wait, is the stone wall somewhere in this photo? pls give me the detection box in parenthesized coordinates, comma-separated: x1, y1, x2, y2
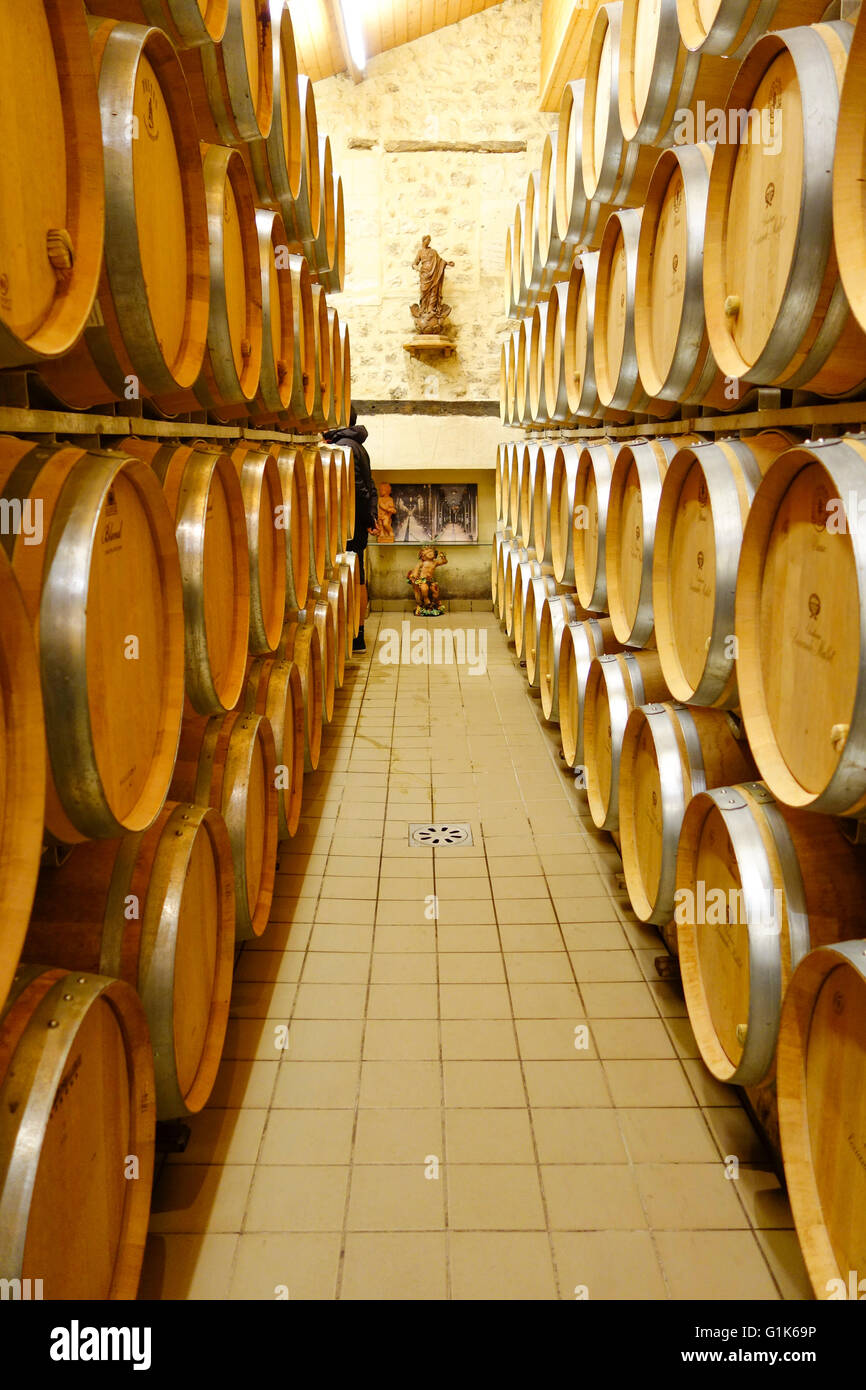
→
(315, 0, 554, 407)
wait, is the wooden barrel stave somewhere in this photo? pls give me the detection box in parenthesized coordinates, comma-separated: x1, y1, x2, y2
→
(279, 618, 323, 772)
(231, 443, 286, 655)
(244, 657, 304, 838)
(539, 592, 585, 721)
(558, 616, 624, 768)
(573, 438, 618, 611)
(584, 649, 670, 828)
(180, 0, 275, 146)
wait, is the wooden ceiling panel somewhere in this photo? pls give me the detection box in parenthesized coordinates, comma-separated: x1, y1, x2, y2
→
(289, 0, 507, 82)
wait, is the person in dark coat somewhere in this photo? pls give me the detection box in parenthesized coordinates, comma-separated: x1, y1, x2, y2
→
(322, 407, 379, 652)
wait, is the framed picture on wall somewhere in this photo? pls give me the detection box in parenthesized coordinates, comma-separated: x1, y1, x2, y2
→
(374, 483, 477, 544)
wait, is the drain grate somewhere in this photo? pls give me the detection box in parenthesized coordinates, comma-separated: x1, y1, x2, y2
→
(409, 822, 473, 847)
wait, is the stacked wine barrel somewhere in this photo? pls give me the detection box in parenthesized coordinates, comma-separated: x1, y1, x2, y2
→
(494, 410, 866, 1298)
(0, 1, 362, 1303)
(2, 0, 350, 430)
(501, 0, 866, 428)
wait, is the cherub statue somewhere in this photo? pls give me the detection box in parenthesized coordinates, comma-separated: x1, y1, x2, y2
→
(407, 545, 448, 616)
(376, 481, 396, 542)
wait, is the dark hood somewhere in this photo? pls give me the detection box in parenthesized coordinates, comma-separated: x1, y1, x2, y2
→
(327, 424, 368, 445)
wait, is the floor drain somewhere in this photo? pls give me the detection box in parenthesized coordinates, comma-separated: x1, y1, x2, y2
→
(409, 823, 474, 847)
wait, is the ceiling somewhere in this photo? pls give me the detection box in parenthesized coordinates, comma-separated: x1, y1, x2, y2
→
(288, 0, 508, 83)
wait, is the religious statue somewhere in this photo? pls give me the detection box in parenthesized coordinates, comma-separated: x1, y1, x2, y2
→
(376, 481, 396, 542)
(407, 546, 448, 616)
(410, 236, 454, 334)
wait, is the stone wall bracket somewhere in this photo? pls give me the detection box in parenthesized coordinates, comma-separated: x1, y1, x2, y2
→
(403, 335, 456, 359)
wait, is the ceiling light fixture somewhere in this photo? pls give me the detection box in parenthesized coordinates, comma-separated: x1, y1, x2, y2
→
(338, 0, 367, 73)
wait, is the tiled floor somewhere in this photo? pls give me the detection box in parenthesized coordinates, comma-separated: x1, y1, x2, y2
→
(141, 612, 812, 1301)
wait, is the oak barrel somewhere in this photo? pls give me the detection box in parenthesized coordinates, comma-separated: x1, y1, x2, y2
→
(243, 657, 304, 839)
(38, 18, 209, 408)
(169, 710, 278, 940)
(278, 618, 323, 772)
(0, 437, 185, 844)
(735, 437, 866, 815)
(618, 702, 756, 924)
(125, 439, 250, 715)
(288, 252, 316, 423)
(300, 448, 325, 586)
(336, 550, 361, 637)
(582, 4, 658, 209)
(618, 0, 733, 145)
(289, 74, 322, 249)
(26, 801, 235, 1118)
(252, 208, 294, 418)
(833, 5, 866, 338)
(704, 22, 866, 398)
(606, 437, 682, 647)
(539, 592, 584, 721)
(677, 0, 827, 57)
(246, 0, 301, 210)
(305, 598, 337, 723)
(524, 573, 560, 691)
(0, 1, 105, 370)
(558, 616, 624, 769)
(677, 781, 866, 1087)
(513, 557, 544, 660)
(583, 650, 670, 829)
(594, 207, 653, 413)
(653, 432, 794, 708)
(310, 578, 347, 690)
(635, 142, 728, 408)
(271, 443, 310, 611)
(0, 966, 155, 1299)
(180, 0, 275, 146)
(96, 0, 228, 47)
(231, 442, 287, 654)
(777, 941, 866, 1298)
(573, 439, 618, 611)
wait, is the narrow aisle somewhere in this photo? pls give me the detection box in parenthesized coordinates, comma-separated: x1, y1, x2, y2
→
(143, 613, 811, 1301)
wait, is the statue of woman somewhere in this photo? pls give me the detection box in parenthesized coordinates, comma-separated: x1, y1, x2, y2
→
(411, 236, 454, 332)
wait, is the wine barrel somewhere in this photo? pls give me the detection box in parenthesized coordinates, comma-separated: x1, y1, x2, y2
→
(339, 443, 356, 538)
(618, 0, 733, 145)
(38, 19, 208, 408)
(676, 0, 826, 58)
(532, 443, 562, 564)
(125, 439, 250, 715)
(524, 574, 560, 691)
(93, 0, 229, 49)
(230, 443, 286, 654)
(777, 940, 866, 1298)
(251, 208, 294, 419)
(243, 657, 304, 839)
(0, 438, 184, 844)
(327, 308, 344, 430)
(496, 538, 519, 624)
(653, 432, 794, 708)
(246, 0, 301, 209)
(0, 555, 46, 1008)
(169, 710, 278, 939)
(26, 801, 234, 1118)
(583, 4, 659, 209)
(320, 175, 346, 294)
(507, 446, 526, 547)
(0, 966, 154, 1299)
(512, 199, 528, 313)
(539, 592, 585, 721)
(557, 79, 609, 250)
(513, 557, 544, 660)
(332, 558, 356, 654)
(677, 781, 866, 1087)
(271, 443, 310, 612)
(304, 598, 337, 723)
(495, 443, 508, 525)
(504, 543, 538, 639)
(523, 170, 545, 303)
(289, 75, 322, 250)
(312, 134, 337, 279)
(606, 437, 682, 646)
(528, 301, 552, 422)
(618, 702, 756, 924)
(278, 618, 323, 771)
(550, 444, 580, 584)
(834, 6, 866, 338)
(180, 0, 275, 145)
(504, 329, 519, 427)
(512, 318, 529, 426)
(573, 439, 618, 611)
(491, 527, 512, 607)
(704, 22, 866, 398)
(0, 1, 104, 370)
(594, 207, 652, 413)
(736, 436, 866, 815)
(539, 132, 570, 289)
(563, 252, 606, 421)
(288, 252, 316, 423)
(310, 578, 347, 689)
(583, 650, 670, 829)
(558, 616, 624, 768)
(340, 320, 352, 422)
(504, 224, 515, 318)
(635, 142, 728, 408)
(318, 444, 341, 566)
(304, 282, 333, 428)
(541, 282, 568, 424)
(336, 550, 361, 637)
